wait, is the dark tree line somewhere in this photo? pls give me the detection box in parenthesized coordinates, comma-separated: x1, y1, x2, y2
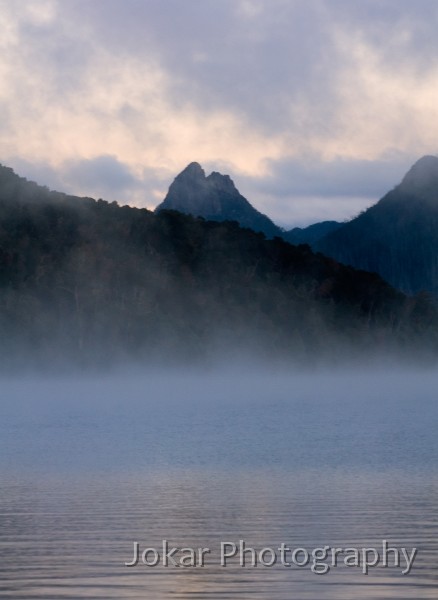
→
(0, 164, 437, 368)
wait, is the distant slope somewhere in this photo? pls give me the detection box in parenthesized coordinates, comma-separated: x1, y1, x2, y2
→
(155, 162, 281, 238)
(284, 221, 342, 246)
(0, 162, 437, 367)
(317, 156, 438, 295)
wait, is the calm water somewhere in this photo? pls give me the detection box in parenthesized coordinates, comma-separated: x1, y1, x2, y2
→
(0, 367, 437, 598)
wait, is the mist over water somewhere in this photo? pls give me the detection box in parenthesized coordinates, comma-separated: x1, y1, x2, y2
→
(1, 364, 437, 598)
(1, 364, 438, 473)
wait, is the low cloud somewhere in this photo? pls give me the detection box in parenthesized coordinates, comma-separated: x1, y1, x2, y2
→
(258, 154, 415, 198)
(237, 154, 417, 227)
(7, 155, 171, 208)
(6, 150, 425, 229)
(61, 155, 141, 200)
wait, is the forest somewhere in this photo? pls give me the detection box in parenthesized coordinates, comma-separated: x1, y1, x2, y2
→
(0, 163, 437, 369)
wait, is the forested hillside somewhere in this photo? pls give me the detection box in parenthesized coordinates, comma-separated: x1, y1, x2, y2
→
(317, 156, 438, 295)
(0, 163, 437, 368)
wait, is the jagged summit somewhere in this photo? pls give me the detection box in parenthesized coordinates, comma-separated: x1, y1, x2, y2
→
(172, 162, 238, 195)
(155, 162, 280, 238)
(177, 161, 205, 180)
(207, 170, 237, 193)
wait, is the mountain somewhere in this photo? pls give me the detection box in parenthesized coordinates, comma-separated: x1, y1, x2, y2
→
(0, 162, 437, 368)
(155, 162, 281, 238)
(283, 221, 342, 246)
(317, 156, 438, 295)
(157, 163, 344, 247)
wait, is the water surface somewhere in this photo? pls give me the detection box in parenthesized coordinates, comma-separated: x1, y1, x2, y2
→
(1, 367, 437, 598)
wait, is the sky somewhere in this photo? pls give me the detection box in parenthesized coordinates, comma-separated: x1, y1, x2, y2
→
(1, 0, 438, 227)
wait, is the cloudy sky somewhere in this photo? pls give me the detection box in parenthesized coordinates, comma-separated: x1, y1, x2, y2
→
(1, 0, 438, 226)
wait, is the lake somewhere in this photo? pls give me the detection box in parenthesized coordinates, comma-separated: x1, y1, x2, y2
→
(1, 365, 437, 598)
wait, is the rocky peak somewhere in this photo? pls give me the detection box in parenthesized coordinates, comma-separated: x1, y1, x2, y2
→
(206, 171, 237, 194)
(155, 162, 281, 238)
(176, 161, 205, 181)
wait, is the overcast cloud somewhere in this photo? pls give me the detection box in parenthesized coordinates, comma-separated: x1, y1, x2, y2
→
(1, 0, 437, 225)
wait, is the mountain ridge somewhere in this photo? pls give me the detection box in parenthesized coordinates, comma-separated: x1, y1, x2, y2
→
(157, 156, 438, 296)
(156, 161, 344, 246)
(317, 155, 438, 295)
(155, 162, 282, 238)
(0, 161, 436, 367)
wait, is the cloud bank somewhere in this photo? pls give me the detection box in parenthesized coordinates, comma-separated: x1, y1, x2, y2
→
(1, 0, 438, 225)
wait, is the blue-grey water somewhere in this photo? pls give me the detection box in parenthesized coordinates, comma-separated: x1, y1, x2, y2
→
(0, 366, 437, 598)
